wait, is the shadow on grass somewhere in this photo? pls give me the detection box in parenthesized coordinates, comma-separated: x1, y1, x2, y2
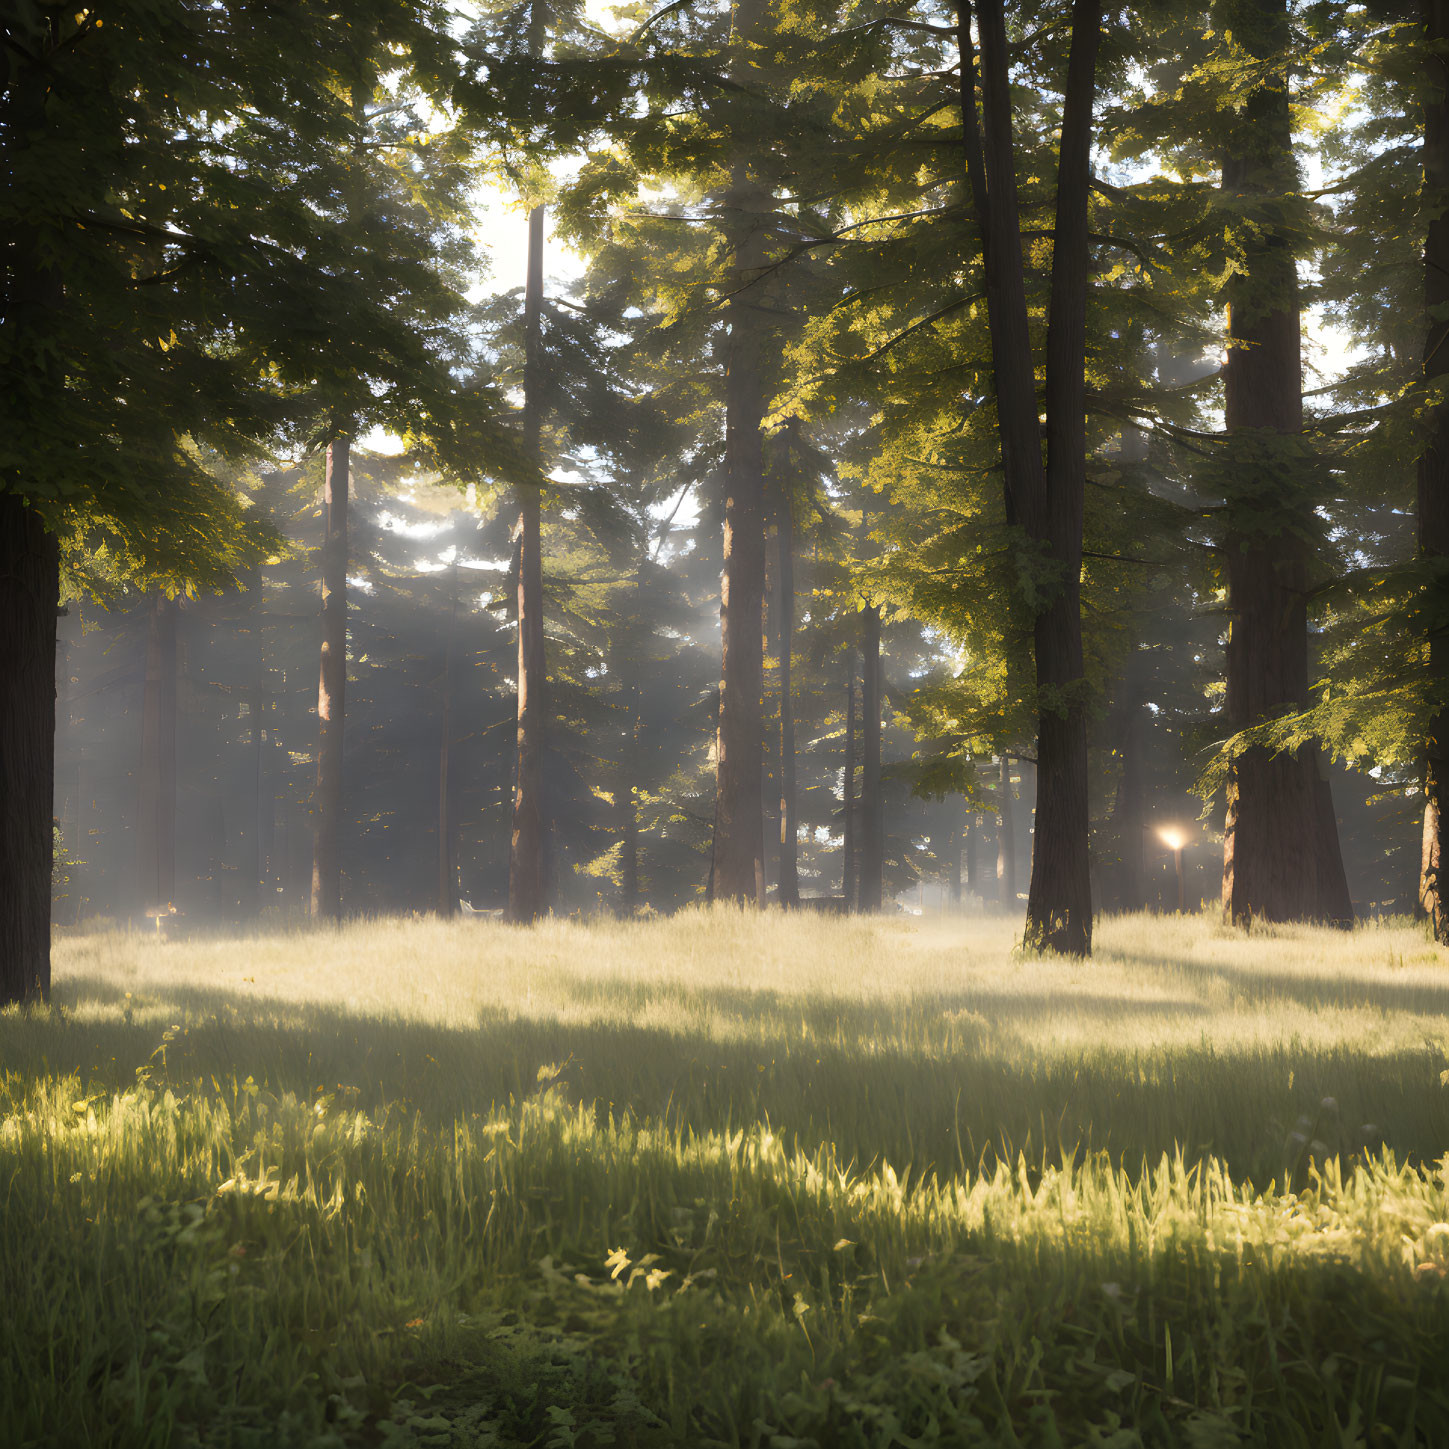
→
(9, 968, 1446, 1187)
(546, 971, 1215, 1028)
(9, 1009, 1449, 1449)
(1112, 946, 1449, 1016)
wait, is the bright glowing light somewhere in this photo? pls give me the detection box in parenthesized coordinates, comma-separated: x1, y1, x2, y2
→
(1159, 828, 1187, 852)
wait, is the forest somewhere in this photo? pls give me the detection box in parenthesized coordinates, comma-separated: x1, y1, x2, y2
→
(7, 1, 1449, 1445)
(5, 0, 1446, 978)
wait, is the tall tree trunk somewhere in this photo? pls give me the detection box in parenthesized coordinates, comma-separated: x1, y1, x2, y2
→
(54, 626, 75, 922)
(1025, 0, 1096, 950)
(1109, 425, 1151, 912)
(55, 732, 82, 927)
(859, 605, 884, 911)
(712, 0, 771, 906)
(0, 495, 59, 1002)
(238, 560, 267, 919)
(249, 685, 268, 917)
(762, 541, 778, 902)
(776, 487, 800, 906)
(2, 54, 62, 1000)
(1422, 794, 1441, 924)
(960, 0, 1098, 952)
(1420, 0, 1449, 941)
(996, 755, 1017, 905)
(311, 434, 349, 920)
(69, 756, 85, 927)
(712, 232, 769, 904)
(137, 593, 179, 916)
(509, 199, 549, 922)
(439, 564, 459, 917)
(509, 0, 550, 922)
(947, 812, 962, 906)
(964, 810, 978, 901)
(309, 78, 372, 923)
(1313, 757, 1353, 918)
(842, 663, 857, 906)
(620, 552, 647, 917)
(260, 711, 278, 913)
(1216, 0, 1352, 927)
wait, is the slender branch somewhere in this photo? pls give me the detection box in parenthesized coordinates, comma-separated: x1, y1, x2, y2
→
(1082, 549, 1180, 567)
(848, 294, 984, 367)
(881, 66, 962, 81)
(129, 253, 214, 288)
(629, 0, 694, 41)
(1018, 226, 1166, 273)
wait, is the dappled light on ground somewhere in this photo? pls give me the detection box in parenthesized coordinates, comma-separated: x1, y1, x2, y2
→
(4, 911, 1449, 1445)
(38, 910, 1449, 1177)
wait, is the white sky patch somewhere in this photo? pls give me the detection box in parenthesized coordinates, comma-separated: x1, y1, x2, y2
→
(360, 182, 588, 455)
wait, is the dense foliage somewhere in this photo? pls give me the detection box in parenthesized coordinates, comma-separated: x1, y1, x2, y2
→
(5, 0, 1444, 950)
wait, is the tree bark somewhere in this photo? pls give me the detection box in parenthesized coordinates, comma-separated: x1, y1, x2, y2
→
(69, 757, 85, 928)
(1024, 0, 1096, 951)
(54, 628, 75, 923)
(311, 434, 349, 920)
(712, 235, 769, 904)
(1217, 0, 1353, 927)
(964, 810, 978, 901)
(842, 662, 857, 907)
(1422, 793, 1441, 924)
(619, 552, 647, 917)
(249, 684, 269, 917)
(137, 593, 179, 916)
(776, 486, 800, 906)
(618, 643, 642, 912)
(509, 0, 551, 922)
(960, 0, 1098, 952)
(0, 495, 59, 1002)
(1420, 0, 1449, 941)
(1, 47, 61, 999)
(711, 0, 772, 907)
(439, 563, 459, 917)
(859, 605, 884, 911)
(959, 0, 1047, 541)
(509, 198, 549, 923)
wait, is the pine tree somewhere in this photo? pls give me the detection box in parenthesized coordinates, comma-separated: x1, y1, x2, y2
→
(773, 448, 801, 906)
(312, 438, 350, 919)
(957, 0, 1101, 951)
(509, 0, 553, 924)
(1419, 0, 1449, 938)
(1211, 0, 1353, 926)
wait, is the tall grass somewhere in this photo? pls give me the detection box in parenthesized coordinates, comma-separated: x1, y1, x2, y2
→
(3, 910, 1448, 1445)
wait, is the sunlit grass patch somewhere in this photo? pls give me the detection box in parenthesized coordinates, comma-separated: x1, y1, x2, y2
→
(4, 909, 1449, 1444)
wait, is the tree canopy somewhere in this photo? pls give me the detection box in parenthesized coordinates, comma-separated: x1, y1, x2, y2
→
(6, 0, 1448, 996)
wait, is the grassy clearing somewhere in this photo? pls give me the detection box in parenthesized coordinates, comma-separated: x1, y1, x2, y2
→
(5, 910, 1449, 1445)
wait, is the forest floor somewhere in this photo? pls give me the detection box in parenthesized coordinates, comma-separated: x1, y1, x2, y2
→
(6, 909, 1449, 1445)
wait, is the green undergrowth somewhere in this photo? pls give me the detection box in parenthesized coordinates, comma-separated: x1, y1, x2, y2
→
(6, 913, 1449, 1445)
(3, 1067, 1449, 1446)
